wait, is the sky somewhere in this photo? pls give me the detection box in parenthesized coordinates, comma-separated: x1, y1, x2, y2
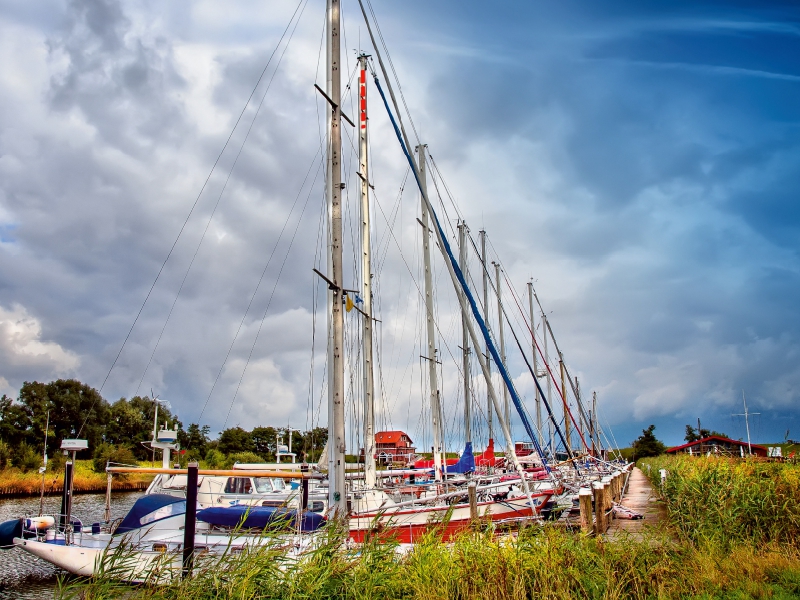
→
(0, 0, 799, 451)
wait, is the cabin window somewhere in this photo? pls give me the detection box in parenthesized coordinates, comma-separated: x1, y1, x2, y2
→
(140, 501, 186, 526)
(224, 477, 253, 494)
(309, 501, 325, 513)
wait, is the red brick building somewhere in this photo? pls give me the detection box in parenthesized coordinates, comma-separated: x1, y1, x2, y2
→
(372, 430, 416, 464)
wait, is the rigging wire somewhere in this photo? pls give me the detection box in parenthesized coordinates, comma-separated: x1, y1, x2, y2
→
(77, 0, 309, 438)
(221, 156, 324, 429)
(135, 0, 311, 397)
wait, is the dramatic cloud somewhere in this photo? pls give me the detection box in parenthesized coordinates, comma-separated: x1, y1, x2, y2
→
(1, 0, 798, 450)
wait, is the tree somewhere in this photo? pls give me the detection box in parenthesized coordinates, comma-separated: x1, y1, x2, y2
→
(684, 425, 728, 443)
(251, 426, 277, 461)
(300, 427, 328, 462)
(106, 396, 181, 460)
(631, 424, 666, 459)
(0, 394, 34, 449)
(218, 427, 254, 455)
(179, 423, 210, 458)
(18, 379, 110, 459)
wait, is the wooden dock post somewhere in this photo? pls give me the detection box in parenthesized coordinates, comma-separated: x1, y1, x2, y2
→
(468, 481, 478, 525)
(602, 477, 613, 523)
(578, 488, 593, 533)
(592, 482, 605, 535)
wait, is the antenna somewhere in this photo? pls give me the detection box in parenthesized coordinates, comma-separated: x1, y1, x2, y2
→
(732, 389, 760, 456)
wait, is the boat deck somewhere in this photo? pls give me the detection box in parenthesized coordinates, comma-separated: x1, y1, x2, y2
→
(605, 467, 666, 540)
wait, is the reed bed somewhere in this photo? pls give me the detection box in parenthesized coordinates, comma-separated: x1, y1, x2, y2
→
(639, 455, 800, 549)
(0, 460, 154, 496)
(56, 456, 800, 599)
(58, 524, 800, 600)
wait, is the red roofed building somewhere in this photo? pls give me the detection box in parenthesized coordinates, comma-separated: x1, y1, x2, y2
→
(666, 435, 768, 457)
(369, 430, 416, 464)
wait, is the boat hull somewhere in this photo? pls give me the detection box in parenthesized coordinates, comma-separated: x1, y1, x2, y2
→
(349, 490, 552, 544)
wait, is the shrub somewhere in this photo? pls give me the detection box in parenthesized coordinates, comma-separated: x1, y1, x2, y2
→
(14, 442, 42, 472)
(228, 451, 264, 467)
(92, 443, 137, 473)
(204, 448, 227, 469)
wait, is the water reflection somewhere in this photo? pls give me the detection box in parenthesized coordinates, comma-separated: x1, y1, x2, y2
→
(0, 492, 143, 599)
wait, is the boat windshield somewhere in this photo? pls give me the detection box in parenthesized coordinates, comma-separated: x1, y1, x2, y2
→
(254, 477, 286, 493)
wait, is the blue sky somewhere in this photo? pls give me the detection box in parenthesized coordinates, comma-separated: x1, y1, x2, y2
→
(0, 0, 798, 450)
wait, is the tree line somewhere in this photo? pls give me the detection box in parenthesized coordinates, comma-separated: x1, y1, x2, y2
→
(0, 379, 327, 472)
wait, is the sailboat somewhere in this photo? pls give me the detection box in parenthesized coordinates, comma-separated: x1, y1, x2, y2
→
(0, 0, 353, 581)
(0, 0, 586, 579)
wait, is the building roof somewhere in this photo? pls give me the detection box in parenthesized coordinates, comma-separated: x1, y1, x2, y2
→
(666, 435, 768, 454)
(375, 430, 413, 444)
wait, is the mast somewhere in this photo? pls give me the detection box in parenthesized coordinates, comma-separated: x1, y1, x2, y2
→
(493, 262, 510, 432)
(480, 230, 493, 442)
(560, 359, 571, 454)
(527, 281, 542, 441)
(358, 54, 377, 489)
(458, 221, 471, 445)
(417, 144, 444, 481)
(733, 390, 759, 456)
(591, 391, 598, 456)
(543, 312, 554, 456)
(326, 0, 346, 515)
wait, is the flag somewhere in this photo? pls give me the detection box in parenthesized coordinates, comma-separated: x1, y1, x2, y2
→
(345, 294, 354, 312)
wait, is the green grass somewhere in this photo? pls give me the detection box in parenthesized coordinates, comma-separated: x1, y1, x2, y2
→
(60, 456, 800, 600)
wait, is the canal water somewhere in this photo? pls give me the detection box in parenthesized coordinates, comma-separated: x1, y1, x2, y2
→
(0, 492, 143, 599)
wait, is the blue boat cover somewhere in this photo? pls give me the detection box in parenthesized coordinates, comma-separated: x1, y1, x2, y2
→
(447, 442, 475, 474)
(0, 519, 22, 549)
(116, 494, 186, 534)
(196, 506, 325, 533)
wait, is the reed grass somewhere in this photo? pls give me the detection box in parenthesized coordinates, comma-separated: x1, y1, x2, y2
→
(639, 455, 800, 549)
(57, 456, 800, 599)
(0, 460, 154, 496)
(58, 525, 800, 599)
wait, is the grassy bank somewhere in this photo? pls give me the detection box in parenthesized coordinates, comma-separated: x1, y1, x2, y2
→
(0, 460, 154, 496)
(60, 456, 800, 600)
(639, 454, 800, 549)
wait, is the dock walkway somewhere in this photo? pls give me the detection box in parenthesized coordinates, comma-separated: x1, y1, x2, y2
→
(605, 467, 666, 539)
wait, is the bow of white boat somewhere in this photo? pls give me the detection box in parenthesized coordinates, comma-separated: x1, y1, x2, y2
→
(13, 537, 101, 576)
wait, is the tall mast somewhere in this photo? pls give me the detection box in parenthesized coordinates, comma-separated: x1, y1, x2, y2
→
(560, 358, 571, 454)
(326, 0, 346, 515)
(543, 312, 554, 456)
(358, 54, 376, 489)
(527, 281, 542, 441)
(733, 390, 759, 456)
(458, 221, 471, 445)
(493, 262, 510, 432)
(417, 144, 444, 481)
(591, 391, 599, 456)
(480, 230, 493, 442)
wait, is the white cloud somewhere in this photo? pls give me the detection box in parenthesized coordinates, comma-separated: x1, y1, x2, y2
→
(0, 303, 80, 386)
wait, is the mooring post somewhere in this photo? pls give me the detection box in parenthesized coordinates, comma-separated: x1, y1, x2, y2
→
(182, 462, 198, 579)
(578, 488, 593, 534)
(592, 481, 605, 535)
(104, 472, 112, 523)
(468, 481, 478, 525)
(60, 460, 74, 534)
(603, 481, 613, 525)
(300, 463, 309, 511)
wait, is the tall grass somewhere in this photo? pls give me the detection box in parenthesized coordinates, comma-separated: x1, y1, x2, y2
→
(639, 455, 800, 548)
(59, 524, 800, 600)
(0, 460, 154, 495)
(57, 456, 800, 599)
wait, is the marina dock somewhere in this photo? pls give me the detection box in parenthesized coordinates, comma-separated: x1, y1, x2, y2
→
(606, 467, 666, 539)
